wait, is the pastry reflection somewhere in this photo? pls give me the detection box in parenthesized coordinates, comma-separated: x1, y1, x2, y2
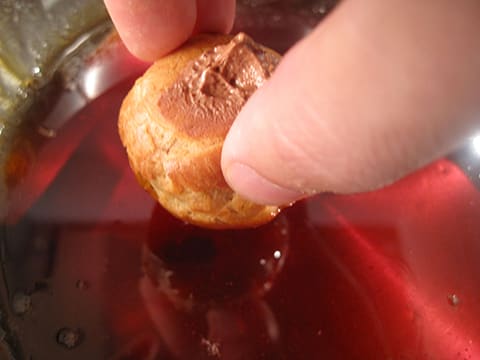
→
(139, 205, 290, 359)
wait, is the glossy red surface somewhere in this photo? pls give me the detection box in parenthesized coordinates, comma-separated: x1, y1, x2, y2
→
(5, 75, 479, 359)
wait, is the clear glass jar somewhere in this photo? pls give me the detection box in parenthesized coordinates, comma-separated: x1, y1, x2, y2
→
(1, 1, 479, 359)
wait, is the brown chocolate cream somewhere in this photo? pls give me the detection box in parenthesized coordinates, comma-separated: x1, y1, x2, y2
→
(158, 33, 281, 139)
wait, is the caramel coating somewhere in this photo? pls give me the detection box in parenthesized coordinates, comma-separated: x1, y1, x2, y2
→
(119, 34, 281, 228)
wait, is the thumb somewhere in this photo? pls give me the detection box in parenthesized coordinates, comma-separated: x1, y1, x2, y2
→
(221, 0, 480, 205)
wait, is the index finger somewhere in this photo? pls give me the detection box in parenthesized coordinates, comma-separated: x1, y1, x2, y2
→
(104, 0, 235, 61)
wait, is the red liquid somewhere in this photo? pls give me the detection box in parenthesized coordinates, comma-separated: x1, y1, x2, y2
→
(4, 77, 480, 359)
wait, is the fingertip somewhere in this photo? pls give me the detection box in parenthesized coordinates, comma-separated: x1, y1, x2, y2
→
(104, 0, 197, 61)
(223, 162, 304, 206)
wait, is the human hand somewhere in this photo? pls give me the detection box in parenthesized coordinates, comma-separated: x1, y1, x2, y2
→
(104, 0, 236, 61)
(106, 0, 480, 206)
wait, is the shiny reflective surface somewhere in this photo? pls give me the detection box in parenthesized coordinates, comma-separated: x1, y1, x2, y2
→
(2, 1, 480, 359)
(0, 0, 110, 217)
(3, 77, 480, 358)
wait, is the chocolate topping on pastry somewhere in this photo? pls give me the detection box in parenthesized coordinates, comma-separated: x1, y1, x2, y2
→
(158, 33, 280, 139)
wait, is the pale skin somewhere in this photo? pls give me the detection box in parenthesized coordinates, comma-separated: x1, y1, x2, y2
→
(105, 0, 480, 205)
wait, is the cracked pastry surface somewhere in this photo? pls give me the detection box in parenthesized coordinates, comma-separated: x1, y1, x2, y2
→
(119, 33, 282, 228)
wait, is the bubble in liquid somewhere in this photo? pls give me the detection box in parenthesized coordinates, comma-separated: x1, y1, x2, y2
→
(31, 66, 42, 77)
(12, 292, 31, 315)
(447, 294, 460, 307)
(37, 125, 57, 138)
(75, 280, 89, 290)
(312, 3, 328, 14)
(56, 328, 83, 349)
(201, 338, 221, 357)
(15, 88, 28, 100)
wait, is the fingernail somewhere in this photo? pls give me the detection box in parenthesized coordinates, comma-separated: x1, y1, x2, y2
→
(224, 162, 303, 205)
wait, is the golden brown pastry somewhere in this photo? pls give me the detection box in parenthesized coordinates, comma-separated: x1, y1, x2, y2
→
(119, 33, 282, 228)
